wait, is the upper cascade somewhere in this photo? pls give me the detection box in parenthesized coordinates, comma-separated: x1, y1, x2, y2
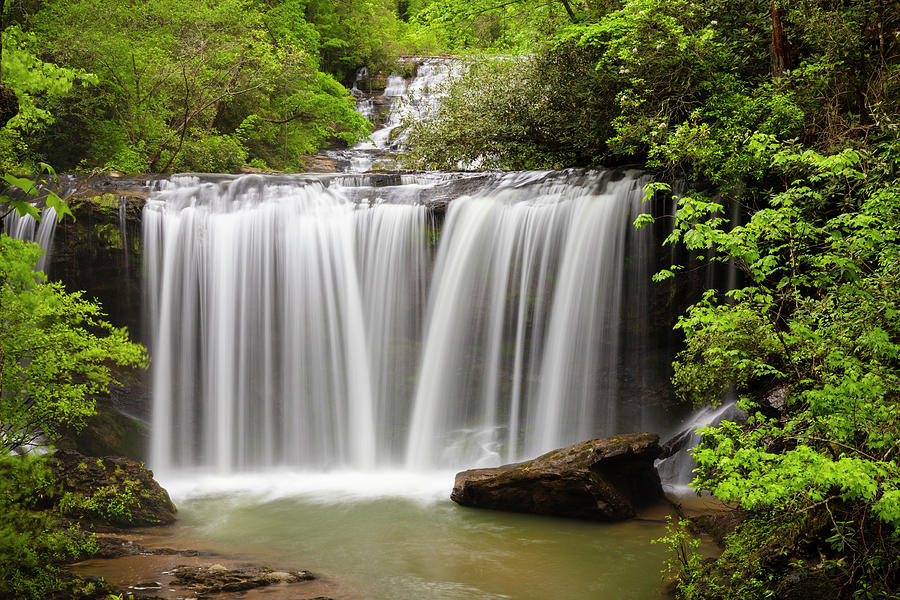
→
(330, 57, 462, 173)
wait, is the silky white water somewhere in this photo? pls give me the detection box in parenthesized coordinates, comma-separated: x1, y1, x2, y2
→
(144, 169, 661, 474)
(3, 207, 58, 271)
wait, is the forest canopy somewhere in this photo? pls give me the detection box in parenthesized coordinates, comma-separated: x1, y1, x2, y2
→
(0, 0, 423, 173)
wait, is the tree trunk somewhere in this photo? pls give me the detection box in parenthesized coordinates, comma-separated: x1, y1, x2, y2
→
(770, 1, 791, 77)
(559, 0, 577, 23)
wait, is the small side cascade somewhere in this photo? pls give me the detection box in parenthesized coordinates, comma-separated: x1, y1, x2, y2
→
(118, 196, 131, 275)
(3, 207, 58, 272)
(656, 399, 744, 492)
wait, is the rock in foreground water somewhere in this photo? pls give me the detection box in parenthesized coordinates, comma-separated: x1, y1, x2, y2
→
(172, 565, 315, 595)
(450, 433, 663, 520)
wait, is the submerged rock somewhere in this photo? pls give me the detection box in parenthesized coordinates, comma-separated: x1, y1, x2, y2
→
(450, 433, 663, 520)
(172, 564, 315, 595)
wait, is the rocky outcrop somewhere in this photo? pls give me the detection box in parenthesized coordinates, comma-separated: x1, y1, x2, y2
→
(450, 433, 663, 520)
(53, 449, 177, 527)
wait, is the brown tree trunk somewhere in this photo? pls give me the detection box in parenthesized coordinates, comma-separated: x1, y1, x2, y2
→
(771, 1, 791, 77)
(559, 0, 577, 22)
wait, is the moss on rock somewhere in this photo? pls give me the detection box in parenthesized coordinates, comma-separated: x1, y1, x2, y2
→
(52, 449, 176, 528)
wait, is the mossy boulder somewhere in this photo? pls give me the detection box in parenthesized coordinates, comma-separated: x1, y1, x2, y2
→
(52, 449, 176, 528)
(451, 432, 663, 520)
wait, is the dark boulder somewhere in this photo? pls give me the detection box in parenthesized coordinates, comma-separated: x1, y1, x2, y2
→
(450, 432, 663, 520)
(57, 396, 150, 462)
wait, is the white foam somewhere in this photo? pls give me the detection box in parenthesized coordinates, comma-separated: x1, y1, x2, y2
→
(158, 469, 457, 506)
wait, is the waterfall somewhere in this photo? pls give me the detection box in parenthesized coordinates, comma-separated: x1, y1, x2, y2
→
(144, 170, 661, 474)
(145, 175, 429, 471)
(405, 171, 653, 469)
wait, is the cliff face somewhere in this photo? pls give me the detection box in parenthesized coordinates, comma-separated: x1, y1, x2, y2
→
(49, 176, 155, 343)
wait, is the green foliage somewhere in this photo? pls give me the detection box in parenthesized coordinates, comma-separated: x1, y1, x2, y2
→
(0, 453, 97, 600)
(0, 162, 71, 221)
(58, 479, 140, 526)
(404, 42, 617, 169)
(304, 0, 407, 82)
(0, 234, 147, 450)
(171, 134, 248, 174)
(10, 0, 376, 173)
(662, 134, 900, 597)
(653, 517, 703, 578)
(0, 26, 97, 171)
(410, 0, 593, 52)
(408, 0, 898, 175)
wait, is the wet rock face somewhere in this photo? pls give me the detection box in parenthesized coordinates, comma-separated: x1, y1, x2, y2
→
(53, 449, 177, 527)
(450, 433, 663, 520)
(0, 83, 18, 126)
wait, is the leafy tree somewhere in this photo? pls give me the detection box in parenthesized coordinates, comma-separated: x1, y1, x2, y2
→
(404, 44, 617, 169)
(27, 0, 370, 172)
(0, 179, 145, 596)
(653, 137, 900, 598)
(407, 0, 898, 174)
(0, 233, 147, 450)
(410, 0, 594, 50)
(0, 25, 96, 172)
(304, 0, 406, 82)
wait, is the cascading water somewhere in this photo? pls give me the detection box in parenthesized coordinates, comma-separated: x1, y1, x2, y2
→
(145, 175, 429, 471)
(405, 171, 654, 469)
(332, 58, 461, 172)
(144, 169, 664, 474)
(656, 399, 743, 492)
(364, 58, 457, 151)
(3, 207, 58, 271)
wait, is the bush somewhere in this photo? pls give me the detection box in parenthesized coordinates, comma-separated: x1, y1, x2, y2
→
(0, 453, 97, 600)
(404, 44, 618, 170)
(171, 134, 248, 173)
